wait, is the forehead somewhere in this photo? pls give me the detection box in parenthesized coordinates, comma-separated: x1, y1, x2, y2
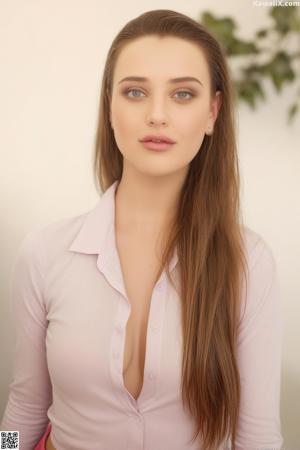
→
(113, 35, 211, 87)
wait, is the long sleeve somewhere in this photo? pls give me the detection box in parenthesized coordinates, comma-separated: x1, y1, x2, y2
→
(234, 237, 284, 449)
(0, 229, 52, 450)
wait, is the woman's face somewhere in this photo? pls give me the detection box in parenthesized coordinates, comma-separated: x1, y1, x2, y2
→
(109, 35, 221, 177)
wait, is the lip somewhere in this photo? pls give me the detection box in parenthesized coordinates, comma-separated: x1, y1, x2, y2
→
(140, 140, 175, 151)
(139, 134, 176, 144)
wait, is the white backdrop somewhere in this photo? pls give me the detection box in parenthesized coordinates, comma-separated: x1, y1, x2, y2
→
(0, 1, 299, 447)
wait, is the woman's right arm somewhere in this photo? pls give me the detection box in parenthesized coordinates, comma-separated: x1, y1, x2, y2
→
(0, 229, 52, 450)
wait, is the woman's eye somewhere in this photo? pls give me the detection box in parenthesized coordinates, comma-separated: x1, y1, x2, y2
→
(123, 89, 195, 100)
(174, 91, 194, 100)
(124, 89, 145, 98)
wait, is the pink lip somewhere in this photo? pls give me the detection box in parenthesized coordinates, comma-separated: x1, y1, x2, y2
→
(139, 134, 176, 144)
(140, 140, 175, 151)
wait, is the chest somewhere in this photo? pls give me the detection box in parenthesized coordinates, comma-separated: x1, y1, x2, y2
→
(115, 228, 163, 400)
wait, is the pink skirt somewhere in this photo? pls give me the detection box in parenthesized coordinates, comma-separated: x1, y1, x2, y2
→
(34, 422, 52, 450)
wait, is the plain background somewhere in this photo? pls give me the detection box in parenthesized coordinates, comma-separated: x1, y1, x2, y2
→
(0, 1, 299, 447)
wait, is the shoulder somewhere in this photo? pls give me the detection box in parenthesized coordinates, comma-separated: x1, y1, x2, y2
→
(239, 225, 279, 323)
(241, 225, 276, 273)
(14, 209, 90, 271)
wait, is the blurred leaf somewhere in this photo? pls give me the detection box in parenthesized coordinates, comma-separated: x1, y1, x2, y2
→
(242, 63, 269, 77)
(256, 28, 269, 38)
(291, 50, 300, 59)
(200, 8, 300, 122)
(201, 12, 237, 50)
(291, 17, 300, 32)
(202, 11, 236, 34)
(270, 5, 300, 34)
(287, 102, 298, 123)
(229, 38, 259, 56)
(236, 79, 265, 108)
(264, 51, 295, 91)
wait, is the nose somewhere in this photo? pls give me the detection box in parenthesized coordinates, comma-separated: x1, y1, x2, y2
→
(146, 98, 168, 126)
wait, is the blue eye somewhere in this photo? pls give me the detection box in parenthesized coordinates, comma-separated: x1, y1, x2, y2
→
(123, 88, 195, 100)
(125, 89, 145, 98)
(174, 91, 194, 100)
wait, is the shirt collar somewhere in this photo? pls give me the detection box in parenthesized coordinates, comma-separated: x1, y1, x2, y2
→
(69, 179, 178, 277)
(69, 180, 119, 255)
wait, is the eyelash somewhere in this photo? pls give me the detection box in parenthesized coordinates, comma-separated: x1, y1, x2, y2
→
(123, 88, 196, 101)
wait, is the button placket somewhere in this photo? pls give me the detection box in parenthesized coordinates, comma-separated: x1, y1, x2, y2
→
(109, 295, 135, 413)
(137, 283, 165, 403)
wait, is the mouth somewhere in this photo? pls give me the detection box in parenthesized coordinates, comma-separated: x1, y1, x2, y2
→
(139, 140, 175, 152)
(139, 135, 176, 144)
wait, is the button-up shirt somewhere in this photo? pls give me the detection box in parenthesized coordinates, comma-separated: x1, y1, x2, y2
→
(0, 180, 284, 449)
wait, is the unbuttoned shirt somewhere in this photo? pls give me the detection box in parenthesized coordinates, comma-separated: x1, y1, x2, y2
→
(0, 180, 284, 449)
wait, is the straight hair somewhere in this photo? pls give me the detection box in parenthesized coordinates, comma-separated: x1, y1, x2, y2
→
(93, 9, 249, 449)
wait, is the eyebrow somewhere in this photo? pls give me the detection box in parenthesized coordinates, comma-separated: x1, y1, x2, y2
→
(118, 76, 203, 87)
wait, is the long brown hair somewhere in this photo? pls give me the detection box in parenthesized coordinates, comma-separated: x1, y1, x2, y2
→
(93, 9, 249, 450)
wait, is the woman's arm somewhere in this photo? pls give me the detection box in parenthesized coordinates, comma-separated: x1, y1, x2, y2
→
(234, 236, 284, 449)
(0, 229, 52, 450)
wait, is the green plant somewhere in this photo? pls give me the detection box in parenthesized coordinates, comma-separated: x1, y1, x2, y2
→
(200, 6, 300, 124)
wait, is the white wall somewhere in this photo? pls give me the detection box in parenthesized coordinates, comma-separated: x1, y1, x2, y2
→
(1, 1, 299, 447)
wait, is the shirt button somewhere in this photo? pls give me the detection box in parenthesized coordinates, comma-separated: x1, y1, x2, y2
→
(130, 414, 141, 421)
(151, 324, 159, 332)
(148, 372, 155, 380)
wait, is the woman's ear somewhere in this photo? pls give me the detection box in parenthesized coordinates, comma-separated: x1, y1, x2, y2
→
(206, 90, 222, 135)
(211, 90, 222, 123)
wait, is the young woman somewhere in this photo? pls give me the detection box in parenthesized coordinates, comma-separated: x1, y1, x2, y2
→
(0, 9, 283, 450)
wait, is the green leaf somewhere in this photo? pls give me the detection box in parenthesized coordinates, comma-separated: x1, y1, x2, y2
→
(287, 102, 298, 123)
(229, 38, 259, 56)
(200, 8, 300, 121)
(201, 11, 236, 34)
(256, 29, 269, 38)
(270, 5, 300, 34)
(264, 51, 295, 92)
(291, 50, 300, 60)
(201, 12, 237, 52)
(242, 63, 269, 77)
(236, 79, 265, 108)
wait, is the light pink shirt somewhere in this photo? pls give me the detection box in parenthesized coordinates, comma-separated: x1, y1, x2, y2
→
(1, 180, 283, 449)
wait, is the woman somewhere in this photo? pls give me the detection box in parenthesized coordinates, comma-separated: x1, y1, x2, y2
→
(0, 9, 283, 450)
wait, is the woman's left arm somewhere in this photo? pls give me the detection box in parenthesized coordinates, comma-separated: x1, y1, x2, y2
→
(234, 236, 284, 450)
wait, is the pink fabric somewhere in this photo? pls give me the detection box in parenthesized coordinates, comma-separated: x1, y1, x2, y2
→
(34, 422, 51, 450)
(0, 180, 284, 449)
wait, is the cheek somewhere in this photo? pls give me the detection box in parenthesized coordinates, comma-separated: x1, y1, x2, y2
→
(174, 99, 209, 132)
(112, 103, 139, 137)
(176, 113, 207, 152)
(110, 102, 143, 156)
(176, 106, 209, 158)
